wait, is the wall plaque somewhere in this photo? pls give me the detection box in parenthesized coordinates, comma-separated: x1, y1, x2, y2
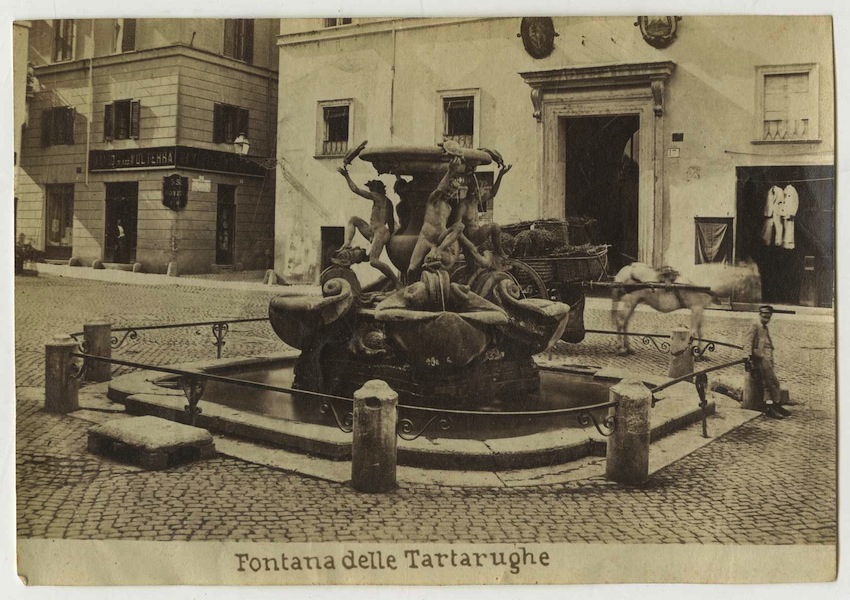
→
(162, 174, 188, 211)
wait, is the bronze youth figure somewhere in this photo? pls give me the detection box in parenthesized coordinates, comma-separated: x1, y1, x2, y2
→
(337, 166, 400, 288)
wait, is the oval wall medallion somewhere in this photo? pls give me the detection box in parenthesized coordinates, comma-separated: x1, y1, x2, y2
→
(635, 16, 682, 49)
(519, 17, 558, 59)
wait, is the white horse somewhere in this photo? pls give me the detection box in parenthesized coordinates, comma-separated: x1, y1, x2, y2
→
(611, 262, 761, 355)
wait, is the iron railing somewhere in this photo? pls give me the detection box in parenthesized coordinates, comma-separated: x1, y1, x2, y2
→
(70, 317, 268, 359)
(68, 351, 619, 439)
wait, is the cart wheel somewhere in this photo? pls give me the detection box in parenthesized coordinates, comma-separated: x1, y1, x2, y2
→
(508, 259, 549, 300)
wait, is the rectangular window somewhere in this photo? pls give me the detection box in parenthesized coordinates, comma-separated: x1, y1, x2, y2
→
(117, 18, 137, 53)
(442, 95, 475, 148)
(324, 18, 352, 28)
(223, 19, 254, 64)
(53, 19, 74, 62)
(755, 64, 819, 143)
(321, 105, 350, 155)
(213, 104, 249, 144)
(41, 107, 76, 146)
(104, 99, 141, 141)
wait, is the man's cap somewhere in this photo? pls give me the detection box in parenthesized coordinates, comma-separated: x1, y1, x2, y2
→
(758, 305, 774, 314)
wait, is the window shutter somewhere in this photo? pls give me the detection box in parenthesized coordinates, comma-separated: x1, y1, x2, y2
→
(130, 100, 141, 139)
(64, 108, 76, 145)
(41, 109, 53, 146)
(121, 19, 137, 52)
(223, 20, 236, 58)
(213, 104, 224, 143)
(243, 20, 254, 64)
(237, 108, 249, 137)
(103, 103, 114, 140)
(52, 21, 61, 61)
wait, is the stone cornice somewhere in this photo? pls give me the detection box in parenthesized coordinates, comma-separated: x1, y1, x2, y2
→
(520, 61, 676, 121)
(277, 17, 497, 47)
(519, 61, 676, 90)
(32, 44, 278, 81)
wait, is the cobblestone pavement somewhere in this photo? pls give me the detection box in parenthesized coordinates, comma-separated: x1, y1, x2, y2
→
(15, 275, 836, 544)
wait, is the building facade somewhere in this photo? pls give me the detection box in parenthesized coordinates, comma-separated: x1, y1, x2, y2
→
(275, 16, 834, 306)
(16, 18, 279, 274)
(13, 21, 32, 234)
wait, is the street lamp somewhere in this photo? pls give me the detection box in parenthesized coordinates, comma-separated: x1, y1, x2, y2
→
(232, 133, 280, 170)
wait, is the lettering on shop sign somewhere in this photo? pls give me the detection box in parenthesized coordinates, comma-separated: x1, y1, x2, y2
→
(89, 146, 266, 177)
(162, 174, 188, 211)
(89, 147, 176, 171)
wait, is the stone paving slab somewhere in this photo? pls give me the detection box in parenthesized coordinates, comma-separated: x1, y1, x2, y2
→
(87, 416, 216, 470)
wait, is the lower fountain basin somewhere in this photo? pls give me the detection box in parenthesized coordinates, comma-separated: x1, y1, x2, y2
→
(108, 353, 714, 471)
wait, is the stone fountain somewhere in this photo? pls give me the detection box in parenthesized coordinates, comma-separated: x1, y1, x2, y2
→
(106, 145, 716, 470)
(268, 144, 574, 408)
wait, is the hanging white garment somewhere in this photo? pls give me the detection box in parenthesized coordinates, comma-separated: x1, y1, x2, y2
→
(781, 184, 799, 249)
(761, 185, 785, 246)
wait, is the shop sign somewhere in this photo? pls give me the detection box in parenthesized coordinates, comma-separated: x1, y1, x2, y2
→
(162, 174, 188, 211)
(89, 146, 265, 177)
(90, 147, 176, 171)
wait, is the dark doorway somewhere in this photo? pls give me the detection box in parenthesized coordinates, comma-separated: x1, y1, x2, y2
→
(104, 182, 138, 263)
(217, 184, 236, 265)
(320, 226, 345, 272)
(736, 165, 834, 307)
(45, 184, 75, 261)
(564, 115, 640, 271)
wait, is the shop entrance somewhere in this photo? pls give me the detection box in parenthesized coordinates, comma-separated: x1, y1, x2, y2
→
(45, 184, 74, 261)
(736, 165, 834, 307)
(104, 182, 138, 263)
(216, 185, 236, 265)
(564, 115, 640, 271)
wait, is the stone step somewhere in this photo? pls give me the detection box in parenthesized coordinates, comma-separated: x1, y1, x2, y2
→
(87, 415, 216, 470)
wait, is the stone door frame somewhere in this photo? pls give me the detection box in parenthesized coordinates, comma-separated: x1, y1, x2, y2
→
(521, 62, 675, 265)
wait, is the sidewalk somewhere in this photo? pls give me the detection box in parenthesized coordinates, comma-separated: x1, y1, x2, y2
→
(32, 262, 317, 295)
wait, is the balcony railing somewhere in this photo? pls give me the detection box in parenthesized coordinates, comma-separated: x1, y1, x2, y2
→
(443, 134, 473, 149)
(322, 139, 348, 156)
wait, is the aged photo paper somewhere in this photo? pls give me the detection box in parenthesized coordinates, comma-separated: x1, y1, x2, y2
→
(4, 0, 846, 594)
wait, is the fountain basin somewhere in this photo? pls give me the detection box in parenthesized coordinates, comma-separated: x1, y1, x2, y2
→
(107, 353, 715, 471)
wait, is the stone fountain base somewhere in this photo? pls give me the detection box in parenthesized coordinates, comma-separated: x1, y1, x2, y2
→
(106, 354, 724, 471)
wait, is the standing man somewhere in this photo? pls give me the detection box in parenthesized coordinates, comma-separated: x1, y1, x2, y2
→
(116, 219, 127, 263)
(743, 305, 790, 419)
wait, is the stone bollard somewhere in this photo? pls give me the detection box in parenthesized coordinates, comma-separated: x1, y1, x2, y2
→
(668, 326, 694, 380)
(45, 335, 80, 414)
(83, 320, 112, 382)
(606, 378, 652, 485)
(351, 380, 398, 493)
(742, 369, 765, 411)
